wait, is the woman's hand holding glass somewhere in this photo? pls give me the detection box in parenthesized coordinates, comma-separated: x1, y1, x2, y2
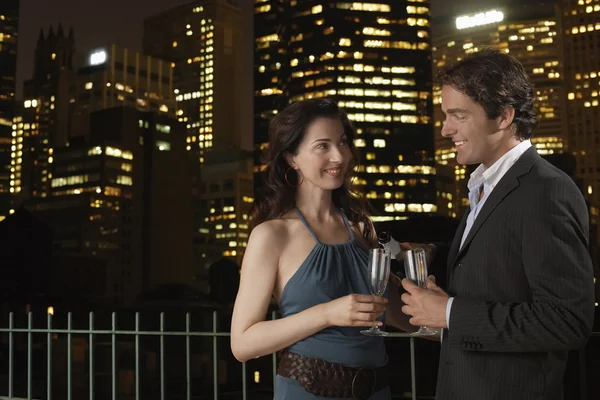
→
(322, 293, 388, 328)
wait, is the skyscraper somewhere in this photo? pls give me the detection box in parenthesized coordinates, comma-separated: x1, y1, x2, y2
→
(143, 1, 254, 273)
(254, 0, 288, 189)
(0, 0, 19, 219)
(144, 0, 253, 159)
(13, 25, 76, 202)
(254, 1, 437, 222)
(69, 44, 176, 138)
(560, 0, 600, 307)
(560, 0, 600, 231)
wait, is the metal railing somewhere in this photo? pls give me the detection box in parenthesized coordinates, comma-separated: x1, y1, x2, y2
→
(0, 311, 597, 400)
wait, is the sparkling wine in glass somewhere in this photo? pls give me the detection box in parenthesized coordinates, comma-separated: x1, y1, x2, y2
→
(403, 248, 439, 337)
(361, 248, 391, 337)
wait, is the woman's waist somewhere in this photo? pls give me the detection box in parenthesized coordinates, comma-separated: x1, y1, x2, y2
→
(287, 330, 387, 368)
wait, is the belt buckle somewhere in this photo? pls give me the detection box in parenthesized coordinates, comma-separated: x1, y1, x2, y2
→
(351, 367, 376, 400)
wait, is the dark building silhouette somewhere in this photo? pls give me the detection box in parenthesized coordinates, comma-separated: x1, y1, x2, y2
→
(23, 107, 193, 306)
(29, 24, 75, 86)
(209, 257, 240, 304)
(0, 207, 107, 312)
(0, 208, 52, 305)
(12, 24, 76, 203)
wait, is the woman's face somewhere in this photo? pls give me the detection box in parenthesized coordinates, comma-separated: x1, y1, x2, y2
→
(287, 117, 353, 191)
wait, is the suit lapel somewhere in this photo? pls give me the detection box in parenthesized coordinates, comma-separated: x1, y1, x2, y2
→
(449, 147, 540, 269)
(447, 210, 468, 270)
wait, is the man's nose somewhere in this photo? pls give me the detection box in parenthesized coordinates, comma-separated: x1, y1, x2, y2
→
(441, 121, 455, 137)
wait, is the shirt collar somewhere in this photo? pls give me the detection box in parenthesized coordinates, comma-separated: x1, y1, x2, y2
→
(467, 140, 532, 192)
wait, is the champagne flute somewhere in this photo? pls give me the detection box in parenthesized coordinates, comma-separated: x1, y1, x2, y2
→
(361, 248, 391, 337)
(403, 248, 439, 337)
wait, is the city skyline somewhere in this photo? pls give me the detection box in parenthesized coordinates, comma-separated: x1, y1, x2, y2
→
(16, 0, 254, 99)
(16, 0, 485, 100)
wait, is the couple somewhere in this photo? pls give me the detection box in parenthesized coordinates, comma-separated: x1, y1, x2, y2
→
(230, 49, 595, 400)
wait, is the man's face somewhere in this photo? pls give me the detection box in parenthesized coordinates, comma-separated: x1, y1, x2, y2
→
(440, 85, 511, 168)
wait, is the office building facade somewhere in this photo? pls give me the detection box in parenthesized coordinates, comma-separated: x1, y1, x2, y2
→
(255, 1, 437, 222)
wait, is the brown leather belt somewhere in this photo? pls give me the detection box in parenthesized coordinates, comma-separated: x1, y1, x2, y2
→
(277, 349, 388, 399)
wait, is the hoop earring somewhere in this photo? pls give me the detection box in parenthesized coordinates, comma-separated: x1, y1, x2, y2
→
(284, 167, 303, 188)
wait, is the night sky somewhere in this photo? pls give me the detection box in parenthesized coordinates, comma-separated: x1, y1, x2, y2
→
(17, 0, 192, 98)
(16, 0, 484, 99)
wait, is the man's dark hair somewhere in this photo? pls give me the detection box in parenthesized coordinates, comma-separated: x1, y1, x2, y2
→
(436, 48, 538, 140)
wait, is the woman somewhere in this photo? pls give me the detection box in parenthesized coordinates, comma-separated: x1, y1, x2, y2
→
(230, 99, 411, 399)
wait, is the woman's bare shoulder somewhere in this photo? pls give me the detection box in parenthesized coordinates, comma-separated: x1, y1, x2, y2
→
(249, 212, 298, 245)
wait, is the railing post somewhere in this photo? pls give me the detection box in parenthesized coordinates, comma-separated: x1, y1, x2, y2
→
(186, 312, 191, 400)
(579, 346, 587, 400)
(242, 361, 247, 400)
(47, 312, 53, 400)
(67, 313, 72, 400)
(160, 312, 165, 400)
(135, 312, 140, 400)
(27, 312, 32, 400)
(213, 311, 218, 400)
(410, 336, 417, 400)
(8, 312, 13, 398)
(111, 312, 117, 400)
(89, 312, 95, 400)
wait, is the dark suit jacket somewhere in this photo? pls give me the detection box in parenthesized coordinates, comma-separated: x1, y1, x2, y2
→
(435, 147, 595, 400)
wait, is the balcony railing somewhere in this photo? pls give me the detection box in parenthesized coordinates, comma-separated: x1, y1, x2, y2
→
(0, 311, 597, 400)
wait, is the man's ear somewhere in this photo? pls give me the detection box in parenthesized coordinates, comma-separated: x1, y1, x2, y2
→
(497, 106, 516, 131)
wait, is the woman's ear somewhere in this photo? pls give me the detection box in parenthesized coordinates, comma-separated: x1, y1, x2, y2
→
(283, 151, 296, 169)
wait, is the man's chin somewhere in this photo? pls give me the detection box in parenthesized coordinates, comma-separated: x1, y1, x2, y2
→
(457, 155, 478, 166)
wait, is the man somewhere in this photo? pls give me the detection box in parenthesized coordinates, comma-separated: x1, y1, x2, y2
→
(399, 48, 595, 400)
